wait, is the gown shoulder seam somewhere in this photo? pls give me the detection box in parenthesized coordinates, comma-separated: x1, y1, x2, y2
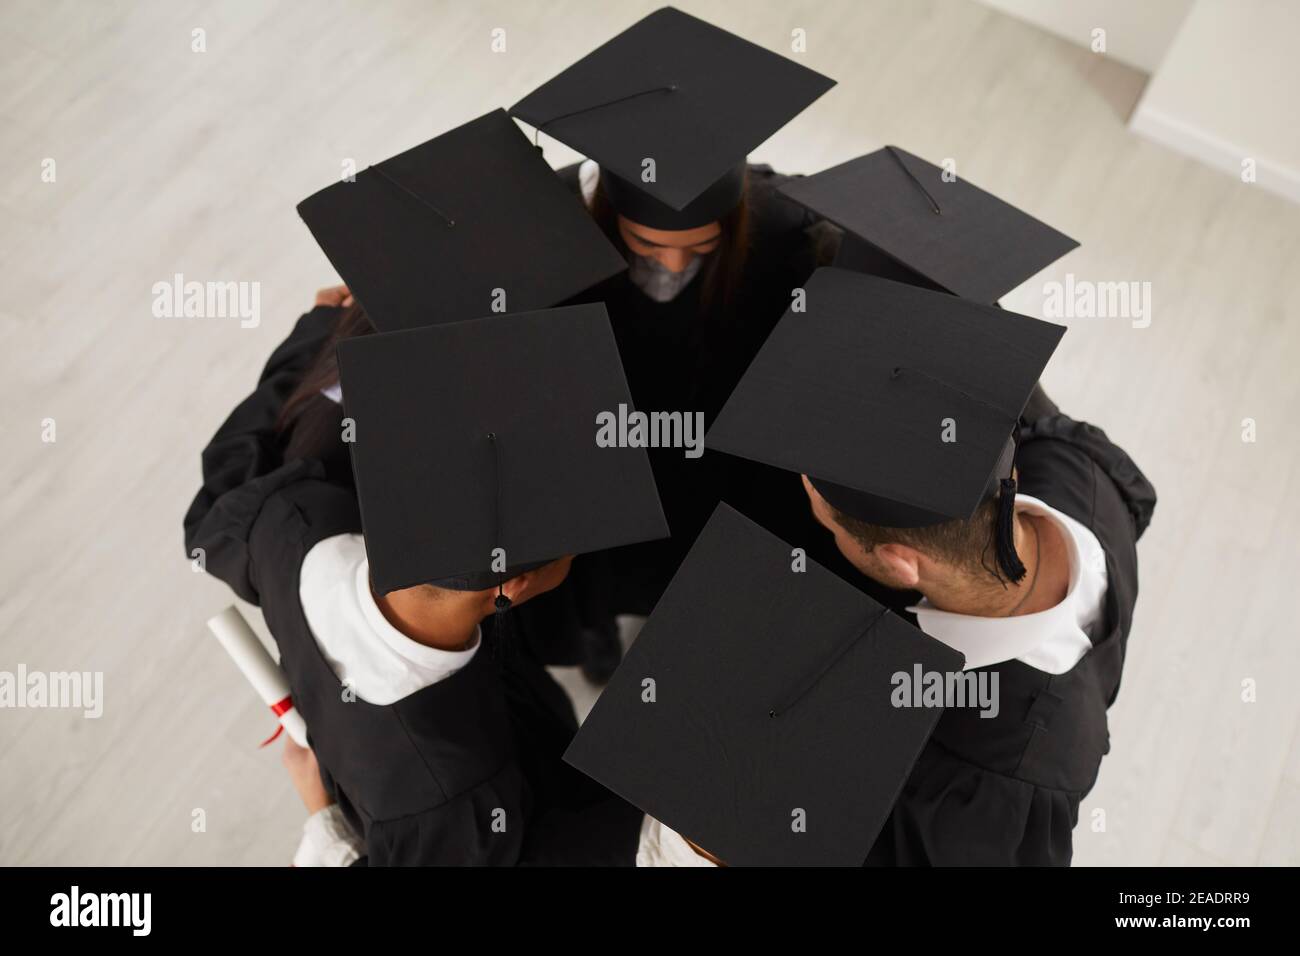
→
(925, 735, 1089, 797)
(360, 758, 522, 826)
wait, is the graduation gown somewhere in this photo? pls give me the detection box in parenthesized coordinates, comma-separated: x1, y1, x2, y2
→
(182, 305, 343, 601)
(556, 162, 859, 616)
(190, 460, 641, 865)
(184, 165, 851, 621)
(181, 305, 589, 664)
(865, 409, 1157, 865)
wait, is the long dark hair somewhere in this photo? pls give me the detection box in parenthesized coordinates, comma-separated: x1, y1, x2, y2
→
(277, 178, 754, 457)
(275, 302, 375, 459)
(587, 174, 751, 314)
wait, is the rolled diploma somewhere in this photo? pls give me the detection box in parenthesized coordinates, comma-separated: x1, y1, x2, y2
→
(207, 606, 309, 747)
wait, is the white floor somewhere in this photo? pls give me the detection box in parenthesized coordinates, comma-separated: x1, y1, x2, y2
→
(1, 0, 1297, 866)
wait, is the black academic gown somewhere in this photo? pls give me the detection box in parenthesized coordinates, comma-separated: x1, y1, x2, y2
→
(190, 460, 641, 865)
(182, 306, 587, 665)
(184, 164, 859, 623)
(182, 304, 341, 599)
(555, 162, 870, 617)
(865, 409, 1157, 865)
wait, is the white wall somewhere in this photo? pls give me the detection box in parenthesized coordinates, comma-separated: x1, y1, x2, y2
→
(976, 1, 1300, 204)
(976, 0, 1193, 72)
(1129, 0, 1300, 204)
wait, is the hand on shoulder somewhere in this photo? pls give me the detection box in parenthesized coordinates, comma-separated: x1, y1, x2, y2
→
(314, 285, 353, 309)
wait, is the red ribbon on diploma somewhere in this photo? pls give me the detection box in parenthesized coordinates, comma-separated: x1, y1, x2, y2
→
(259, 695, 295, 747)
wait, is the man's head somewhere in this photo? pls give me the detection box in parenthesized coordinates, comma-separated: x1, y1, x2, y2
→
(337, 305, 668, 596)
(375, 556, 575, 645)
(397, 555, 575, 620)
(802, 475, 1002, 592)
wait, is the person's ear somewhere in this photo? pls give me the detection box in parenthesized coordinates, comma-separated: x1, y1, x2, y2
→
(497, 557, 573, 610)
(872, 543, 922, 589)
(500, 573, 532, 607)
(800, 474, 829, 527)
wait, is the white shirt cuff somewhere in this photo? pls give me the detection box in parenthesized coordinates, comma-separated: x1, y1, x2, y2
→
(292, 804, 364, 867)
(636, 815, 718, 867)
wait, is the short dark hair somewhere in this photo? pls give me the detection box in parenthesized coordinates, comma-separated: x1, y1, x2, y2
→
(829, 497, 1007, 583)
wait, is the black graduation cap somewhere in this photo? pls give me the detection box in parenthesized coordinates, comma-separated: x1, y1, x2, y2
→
(706, 267, 1065, 580)
(336, 303, 669, 594)
(564, 503, 964, 866)
(297, 109, 627, 333)
(778, 146, 1080, 304)
(510, 6, 835, 229)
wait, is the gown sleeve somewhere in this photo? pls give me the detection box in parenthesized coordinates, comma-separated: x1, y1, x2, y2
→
(355, 774, 642, 867)
(182, 306, 340, 583)
(867, 745, 1078, 866)
(1019, 413, 1157, 539)
(237, 474, 641, 866)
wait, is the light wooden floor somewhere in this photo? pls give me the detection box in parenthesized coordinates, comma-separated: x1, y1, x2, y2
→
(2, 0, 1296, 866)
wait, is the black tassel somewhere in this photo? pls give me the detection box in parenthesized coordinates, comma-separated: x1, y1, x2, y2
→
(489, 593, 514, 664)
(994, 477, 1027, 583)
(366, 164, 455, 227)
(885, 146, 943, 215)
(533, 84, 678, 134)
(487, 430, 513, 662)
(769, 607, 889, 718)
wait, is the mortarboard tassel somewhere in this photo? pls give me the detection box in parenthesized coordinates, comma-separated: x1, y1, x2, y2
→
(994, 477, 1027, 583)
(486, 432, 516, 661)
(890, 365, 1006, 417)
(491, 590, 514, 661)
(531, 84, 679, 147)
(885, 146, 942, 216)
(366, 164, 456, 227)
(769, 607, 889, 718)
(890, 365, 1026, 582)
